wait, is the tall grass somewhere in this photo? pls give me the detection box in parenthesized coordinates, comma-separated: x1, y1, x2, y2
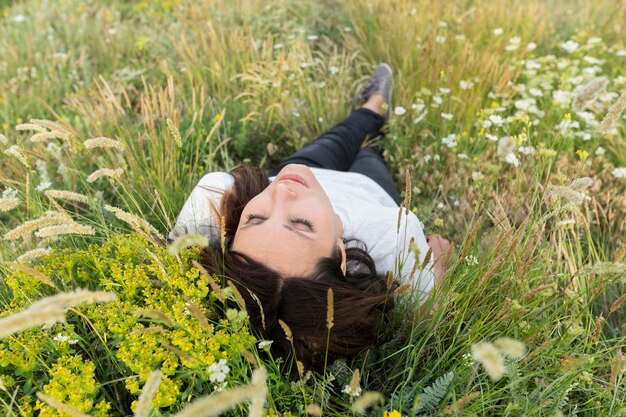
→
(0, 0, 625, 416)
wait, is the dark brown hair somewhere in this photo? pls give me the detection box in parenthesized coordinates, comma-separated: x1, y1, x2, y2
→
(200, 166, 396, 372)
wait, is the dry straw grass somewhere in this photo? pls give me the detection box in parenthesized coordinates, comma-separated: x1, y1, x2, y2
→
(0, 289, 116, 338)
(134, 370, 164, 417)
(36, 392, 91, 417)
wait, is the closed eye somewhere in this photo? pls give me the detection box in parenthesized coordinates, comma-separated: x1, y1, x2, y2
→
(291, 218, 315, 231)
(246, 213, 267, 223)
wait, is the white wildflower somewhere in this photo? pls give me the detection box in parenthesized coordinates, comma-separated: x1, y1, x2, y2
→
(489, 114, 504, 126)
(10, 14, 26, 23)
(497, 136, 516, 159)
(526, 42, 537, 51)
(439, 87, 451, 95)
(433, 95, 443, 105)
(394, 106, 407, 116)
(493, 28, 504, 36)
(465, 255, 478, 265)
(257, 340, 273, 350)
(529, 88, 543, 97)
(441, 134, 457, 148)
(505, 152, 520, 167)
(505, 37, 521, 51)
(342, 383, 362, 398)
(459, 80, 474, 90)
(525, 60, 541, 70)
(438, 20, 448, 28)
(595, 146, 605, 156)
(423, 155, 432, 163)
(612, 167, 626, 179)
(561, 40, 579, 53)
(435, 36, 447, 44)
(471, 171, 485, 181)
(553, 90, 573, 107)
(306, 35, 318, 41)
(485, 133, 499, 142)
(455, 34, 466, 42)
(518, 146, 535, 155)
(458, 153, 468, 159)
(208, 359, 230, 384)
(329, 66, 339, 75)
(441, 112, 453, 120)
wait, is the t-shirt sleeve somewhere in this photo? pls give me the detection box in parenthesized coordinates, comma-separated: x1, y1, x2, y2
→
(395, 208, 435, 306)
(167, 172, 234, 243)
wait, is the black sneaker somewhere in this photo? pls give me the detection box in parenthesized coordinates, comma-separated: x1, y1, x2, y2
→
(354, 63, 393, 119)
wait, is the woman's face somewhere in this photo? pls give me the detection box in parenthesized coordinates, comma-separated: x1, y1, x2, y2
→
(231, 164, 345, 276)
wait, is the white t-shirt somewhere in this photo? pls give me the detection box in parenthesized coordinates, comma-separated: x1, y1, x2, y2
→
(169, 168, 434, 304)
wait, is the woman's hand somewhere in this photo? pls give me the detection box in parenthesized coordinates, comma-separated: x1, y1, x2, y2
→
(426, 235, 454, 288)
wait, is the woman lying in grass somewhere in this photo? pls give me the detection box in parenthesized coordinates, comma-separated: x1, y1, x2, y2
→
(170, 64, 452, 371)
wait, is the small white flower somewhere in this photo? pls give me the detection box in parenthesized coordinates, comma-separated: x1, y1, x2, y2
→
(343, 26, 352, 32)
(612, 167, 626, 179)
(471, 171, 485, 181)
(505, 152, 520, 167)
(257, 340, 273, 349)
(438, 20, 448, 28)
(489, 115, 504, 126)
(493, 28, 504, 36)
(459, 80, 474, 90)
(342, 383, 362, 398)
(423, 155, 432, 163)
(307, 34, 319, 41)
(11, 14, 26, 23)
(435, 36, 447, 44)
(525, 60, 541, 70)
(485, 133, 499, 142)
(455, 34, 466, 42)
(433, 95, 443, 105)
(439, 87, 451, 95)
(465, 255, 478, 265)
(526, 42, 537, 51)
(441, 112, 453, 120)
(586, 37, 602, 45)
(108, 28, 117, 35)
(595, 146, 605, 156)
(53, 333, 70, 343)
(561, 40, 579, 53)
(615, 49, 626, 57)
(441, 134, 457, 148)
(394, 106, 407, 116)
(457, 153, 468, 159)
(329, 66, 339, 75)
(529, 88, 543, 97)
(518, 146, 535, 155)
(208, 359, 230, 384)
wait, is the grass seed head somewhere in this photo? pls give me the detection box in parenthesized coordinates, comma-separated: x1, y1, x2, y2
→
(0, 197, 20, 212)
(134, 370, 164, 417)
(600, 89, 626, 135)
(16, 247, 52, 263)
(86, 167, 124, 183)
(572, 76, 609, 111)
(493, 337, 526, 359)
(326, 287, 334, 330)
(0, 307, 67, 338)
(36, 392, 91, 417)
(35, 223, 96, 238)
(471, 342, 506, 381)
(5, 145, 31, 169)
(168, 233, 209, 256)
(83, 136, 125, 151)
(3, 212, 71, 240)
(351, 391, 384, 414)
(167, 118, 183, 148)
(45, 189, 90, 204)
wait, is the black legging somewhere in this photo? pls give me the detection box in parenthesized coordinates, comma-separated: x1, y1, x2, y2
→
(270, 108, 400, 204)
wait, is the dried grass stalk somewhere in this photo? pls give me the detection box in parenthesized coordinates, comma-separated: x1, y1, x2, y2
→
(35, 224, 96, 238)
(326, 288, 334, 330)
(16, 247, 52, 263)
(168, 233, 209, 256)
(104, 205, 160, 237)
(192, 260, 226, 303)
(134, 370, 164, 417)
(0, 197, 20, 212)
(4, 261, 58, 289)
(86, 167, 124, 183)
(351, 391, 384, 414)
(45, 190, 90, 204)
(4, 212, 70, 240)
(167, 118, 183, 148)
(36, 392, 91, 417)
(572, 76, 608, 111)
(83, 136, 125, 151)
(600, 89, 626, 134)
(0, 307, 67, 338)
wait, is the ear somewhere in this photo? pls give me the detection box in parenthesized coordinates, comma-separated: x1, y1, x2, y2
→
(336, 238, 347, 276)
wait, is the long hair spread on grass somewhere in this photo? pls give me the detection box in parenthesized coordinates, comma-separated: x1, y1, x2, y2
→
(199, 166, 396, 372)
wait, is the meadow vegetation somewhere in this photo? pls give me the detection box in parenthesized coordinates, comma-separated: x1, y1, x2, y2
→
(0, 0, 625, 415)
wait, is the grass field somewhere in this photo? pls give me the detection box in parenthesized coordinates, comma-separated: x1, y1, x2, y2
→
(0, 0, 625, 416)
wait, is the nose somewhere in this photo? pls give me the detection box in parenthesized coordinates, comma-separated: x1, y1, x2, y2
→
(272, 182, 297, 201)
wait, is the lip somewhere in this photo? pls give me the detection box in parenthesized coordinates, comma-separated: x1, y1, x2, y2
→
(277, 173, 309, 188)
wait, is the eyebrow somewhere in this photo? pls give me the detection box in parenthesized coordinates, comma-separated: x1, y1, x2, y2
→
(240, 222, 314, 241)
